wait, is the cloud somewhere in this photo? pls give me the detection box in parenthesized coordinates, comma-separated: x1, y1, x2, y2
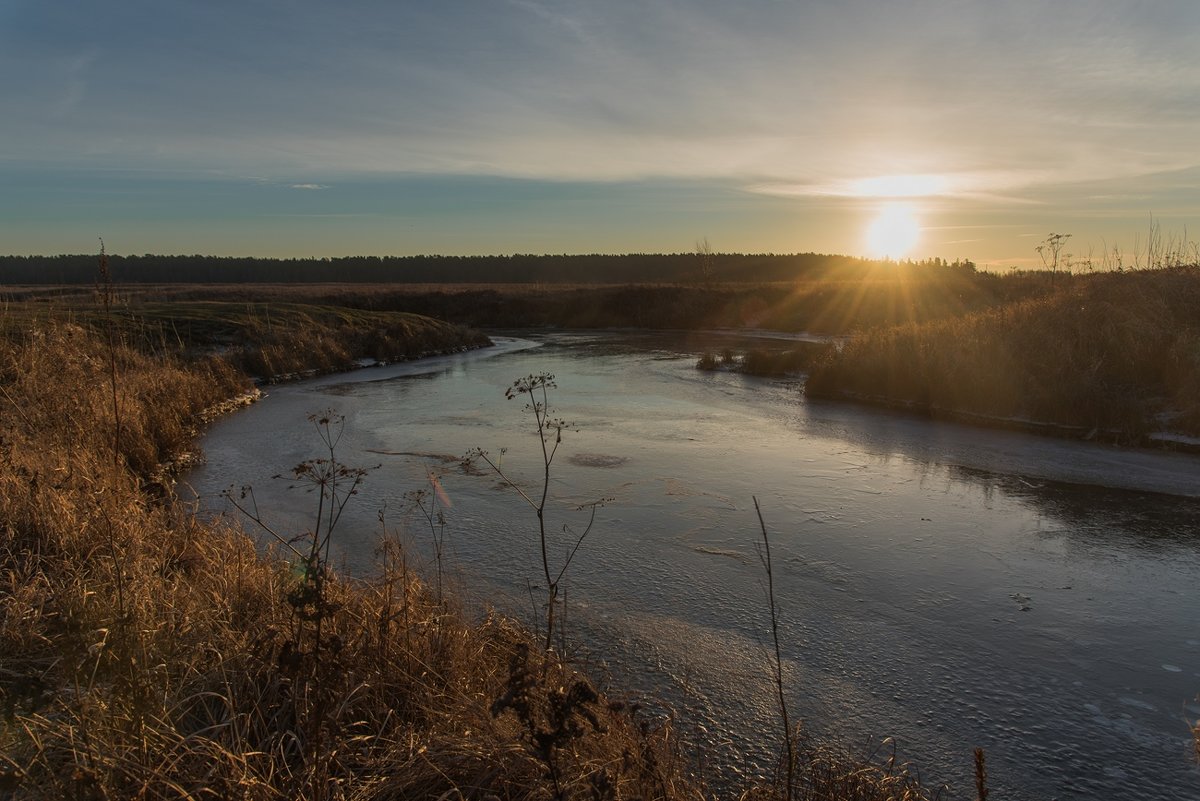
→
(3, 1, 1198, 214)
(743, 171, 1051, 206)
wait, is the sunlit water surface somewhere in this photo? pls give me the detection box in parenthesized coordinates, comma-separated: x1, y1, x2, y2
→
(187, 332, 1200, 801)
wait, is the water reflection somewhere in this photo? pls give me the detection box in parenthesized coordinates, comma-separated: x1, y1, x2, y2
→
(951, 466, 1200, 552)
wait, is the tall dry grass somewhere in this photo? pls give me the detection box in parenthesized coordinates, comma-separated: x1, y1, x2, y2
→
(0, 314, 946, 800)
(0, 322, 704, 800)
(806, 267, 1200, 439)
(0, 299, 493, 383)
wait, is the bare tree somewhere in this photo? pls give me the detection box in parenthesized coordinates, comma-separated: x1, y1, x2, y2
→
(696, 237, 714, 283)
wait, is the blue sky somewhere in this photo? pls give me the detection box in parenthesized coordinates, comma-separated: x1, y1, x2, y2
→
(2, 0, 1198, 266)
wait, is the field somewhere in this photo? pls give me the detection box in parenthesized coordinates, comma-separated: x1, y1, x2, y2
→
(0, 261, 1055, 334)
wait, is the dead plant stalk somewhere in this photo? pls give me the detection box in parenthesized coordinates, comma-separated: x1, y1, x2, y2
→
(755, 496, 794, 801)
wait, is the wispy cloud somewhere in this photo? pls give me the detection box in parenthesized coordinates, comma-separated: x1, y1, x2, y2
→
(261, 213, 374, 218)
(5, 0, 1196, 197)
(1, 0, 1197, 260)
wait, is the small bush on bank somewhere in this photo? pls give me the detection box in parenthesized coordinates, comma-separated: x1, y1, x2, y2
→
(740, 347, 827, 377)
(695, 343, 830, 377)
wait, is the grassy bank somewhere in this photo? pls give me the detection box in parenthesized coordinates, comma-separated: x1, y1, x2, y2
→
(0, 299, 492, 381)
(0, 305, 944, 799)
(806, 267, 1200, 441)
(0, 318, 702, 800)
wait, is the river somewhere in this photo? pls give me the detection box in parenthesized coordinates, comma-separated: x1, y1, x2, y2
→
(185, 331, 1200, 800)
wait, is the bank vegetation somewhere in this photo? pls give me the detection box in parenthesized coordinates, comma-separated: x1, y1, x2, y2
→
(806, 267, 1200, 443)
(0, 300, 939, 800)
(2, 260, 1054, 335)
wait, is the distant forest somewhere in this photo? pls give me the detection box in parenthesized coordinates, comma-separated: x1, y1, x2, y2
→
(0, 252, 976, 284)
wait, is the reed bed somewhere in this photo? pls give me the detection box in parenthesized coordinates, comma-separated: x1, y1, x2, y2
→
(0, 300, 491, 381)
(807, 267, 1200, 440)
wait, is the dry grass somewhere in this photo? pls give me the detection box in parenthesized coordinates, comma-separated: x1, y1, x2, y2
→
(806, 267, 1200, 440)
(0, 300, 491, 381)
(739, 734, 934, 801)
(16, 266, 1059, 335)
(0, 308, 945, 800)
(0, 320, 702, 800)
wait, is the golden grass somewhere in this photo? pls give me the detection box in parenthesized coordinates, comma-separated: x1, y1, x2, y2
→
(807, 267, 1200, 440)
(0, 299, 492, 382)
(0, 307, 943, 800)
(0, 319, 704, 800)
(739, 734, 933, 801)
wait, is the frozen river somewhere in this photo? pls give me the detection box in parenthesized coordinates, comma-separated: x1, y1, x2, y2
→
(186, 331, 1200, 800)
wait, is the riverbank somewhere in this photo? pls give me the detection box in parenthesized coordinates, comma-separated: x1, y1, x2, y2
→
(190, 325, 1200, 800)
(0, 315, 705, 800)
(0, 298, 492, 379)
(108, 269, 1200, 448)
(806, 267, 1200, 445)
(0, 307, 943, 800)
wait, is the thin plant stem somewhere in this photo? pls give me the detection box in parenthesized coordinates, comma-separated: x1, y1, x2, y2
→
(754, 495, 794, 801)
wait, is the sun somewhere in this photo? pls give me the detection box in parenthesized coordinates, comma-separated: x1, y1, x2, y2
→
(864, 203, 921, 259)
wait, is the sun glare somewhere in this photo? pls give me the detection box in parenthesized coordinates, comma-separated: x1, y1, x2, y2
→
(849, 173, 949, 198)
(864, 203, 920, 259)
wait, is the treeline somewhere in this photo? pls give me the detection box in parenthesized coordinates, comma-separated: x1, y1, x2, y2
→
(0, 252, 977, 285)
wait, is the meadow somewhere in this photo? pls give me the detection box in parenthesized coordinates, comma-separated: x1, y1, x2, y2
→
(0, 256, 1054, 334)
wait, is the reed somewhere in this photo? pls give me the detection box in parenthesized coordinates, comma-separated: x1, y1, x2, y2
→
(807, 267, 1200, 440)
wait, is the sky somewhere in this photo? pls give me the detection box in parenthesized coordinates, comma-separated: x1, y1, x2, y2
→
(2, 0, 1198, 267)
